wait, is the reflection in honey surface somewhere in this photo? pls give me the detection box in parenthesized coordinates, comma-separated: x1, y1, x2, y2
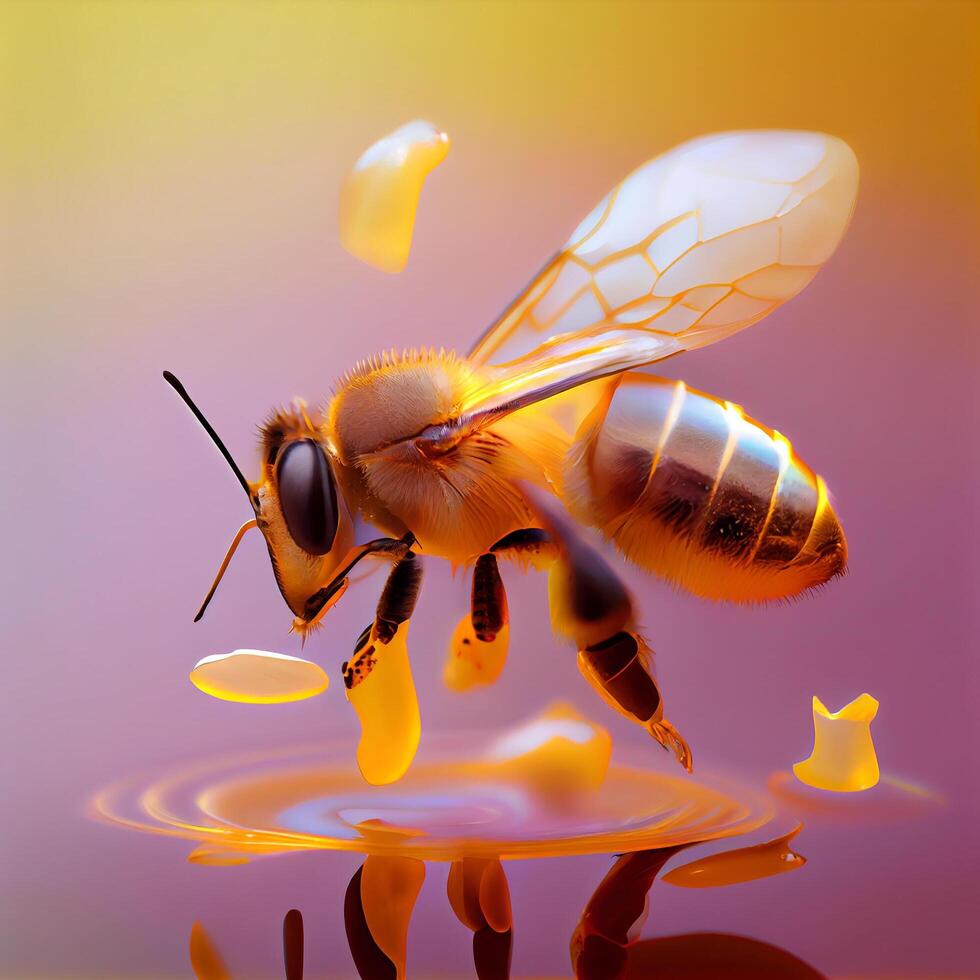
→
(283, 909, 304, 980)
(768, 770, 943, 823)
(339, 120, 450, 273)
(571, 847, 686, 979)
(361, 856, 425, 979)
(189, 922, 231, 980)
(662, 823, 805, 888)
(571, 842, 826, 980)
(192, 843, 826, 979)
(102, 707, 943, 977)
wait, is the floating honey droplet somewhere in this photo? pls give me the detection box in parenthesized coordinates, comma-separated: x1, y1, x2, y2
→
(793, 693, 880, 792)
(662, 824, 805, 888)
(344, 621, 421, 785)
(189, 922, 231, 980)
(444, 614, 510, 692)
(486, 702, 612, 799)
(189, 649, 328, 704)
(360, 855, 425, 980)
(339, 120, 450, 273)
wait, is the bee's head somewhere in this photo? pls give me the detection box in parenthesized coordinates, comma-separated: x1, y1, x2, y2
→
(255, 404, 354, 628)
(163, 372, 353, 630)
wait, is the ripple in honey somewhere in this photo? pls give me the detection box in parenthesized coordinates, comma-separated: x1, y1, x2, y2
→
(92, 737, 771, 862)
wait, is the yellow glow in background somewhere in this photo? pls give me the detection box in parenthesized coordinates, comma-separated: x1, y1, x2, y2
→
(2, 2, 977, 977)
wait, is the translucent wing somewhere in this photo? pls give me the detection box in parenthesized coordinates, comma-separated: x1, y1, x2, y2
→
(467, 131, 858, 390)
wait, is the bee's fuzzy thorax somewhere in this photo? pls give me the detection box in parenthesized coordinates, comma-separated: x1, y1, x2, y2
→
(327, 347, 484, 465)
(335, 347, 465, 392)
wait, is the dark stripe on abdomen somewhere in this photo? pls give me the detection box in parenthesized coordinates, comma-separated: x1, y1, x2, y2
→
(563, 374, 843, 601)
(645, 385, 729, 536)
(698, 407, 781, 561)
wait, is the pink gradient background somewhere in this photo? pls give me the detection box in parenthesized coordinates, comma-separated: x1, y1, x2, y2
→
(3, 2, 978, 977)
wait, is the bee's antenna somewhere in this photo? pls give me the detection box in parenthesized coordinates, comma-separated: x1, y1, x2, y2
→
(163, 371, 252, 499)
(194, 519, 258, 622)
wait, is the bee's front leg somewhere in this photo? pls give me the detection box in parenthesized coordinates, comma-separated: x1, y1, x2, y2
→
(342, 550, 424, 785)
(296, 532, 416, 634)
(517, 482, 693, 773)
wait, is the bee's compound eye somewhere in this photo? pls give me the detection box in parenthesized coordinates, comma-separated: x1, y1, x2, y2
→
(276, 439, 339, 555)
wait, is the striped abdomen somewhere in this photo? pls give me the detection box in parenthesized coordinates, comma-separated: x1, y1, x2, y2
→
(562, 375, 846, 602)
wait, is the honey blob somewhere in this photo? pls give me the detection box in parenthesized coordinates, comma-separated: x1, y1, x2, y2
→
(361, 855, 426, 979)
(344, 621, 421, 785)
(339, 120, 450, 273)
(793, 694, 880, 792)
(189, 922, 231, 980)
(189, 649, 328, 704)
(662, 824, 805, 888)
(444, 614, 510, 691)
(486, 702, 612, 799)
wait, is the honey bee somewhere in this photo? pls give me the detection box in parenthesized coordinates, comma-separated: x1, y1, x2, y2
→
(166, 130, 858, 776)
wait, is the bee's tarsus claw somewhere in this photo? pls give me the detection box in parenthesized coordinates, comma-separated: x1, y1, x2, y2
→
(649, 718, 693, 773)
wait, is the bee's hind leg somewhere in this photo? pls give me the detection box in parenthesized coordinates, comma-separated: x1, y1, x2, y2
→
(515, 482, 693, 772)
(578, 632, 692, 772)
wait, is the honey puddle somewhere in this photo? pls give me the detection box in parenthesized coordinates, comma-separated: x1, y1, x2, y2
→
(92, 737, 771, 862)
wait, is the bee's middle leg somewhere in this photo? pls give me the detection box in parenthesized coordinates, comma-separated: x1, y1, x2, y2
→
(578, 631, 692, 771)
(444, 529, 555, 692)
(374, 549, 424, 642)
